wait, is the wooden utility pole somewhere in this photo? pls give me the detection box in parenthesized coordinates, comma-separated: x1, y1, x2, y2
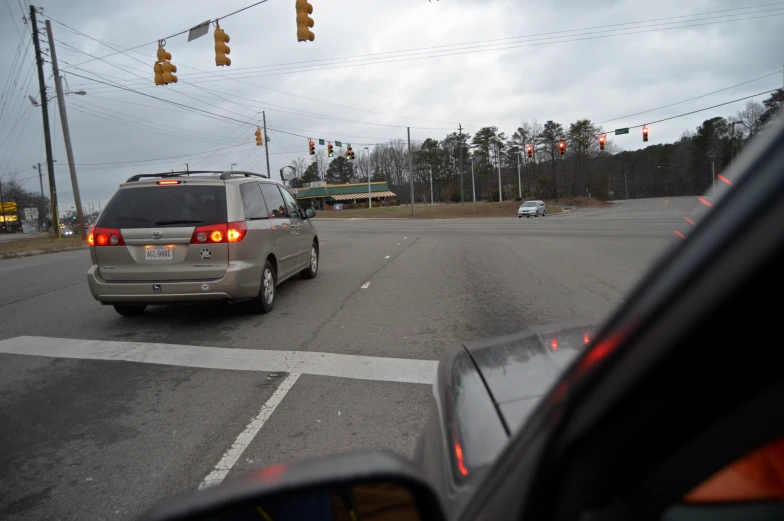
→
(408, 127, 415, 216)
(30, 5, 58, 235)
(459, 123, 464, 206)
(46, 20, 86, 239)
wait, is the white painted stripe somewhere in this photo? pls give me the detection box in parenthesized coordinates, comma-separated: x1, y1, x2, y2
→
(397, 243, 401, 246)
(361, 281, 371, 289)
(0, 336, 437, 384)
(385, 255, 390, 259)
(199, 372, 300, 489)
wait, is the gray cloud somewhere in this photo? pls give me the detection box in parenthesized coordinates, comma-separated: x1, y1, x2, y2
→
(1, 0, 782, 210)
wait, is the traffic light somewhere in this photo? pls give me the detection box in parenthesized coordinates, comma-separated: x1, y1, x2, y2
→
(346, 145, 354, 160)
(154, 45, 177, 85)
(214, 25, 231, 67)
(559, 141, 566, 156)
(526, 144, 533, 158)
(599, 134, 606, 150)
(295, 0, 315, 42)
(255, 128, 263, 146)
(328, 143, 334, 157)
(643, 126, 649, 142)
(309, 140, 315, 155)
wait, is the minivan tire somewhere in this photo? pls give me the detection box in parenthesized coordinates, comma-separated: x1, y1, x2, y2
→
(300, 242, 319, 279)
(249, 260, 276, 314)
(114, 304, 147, 317)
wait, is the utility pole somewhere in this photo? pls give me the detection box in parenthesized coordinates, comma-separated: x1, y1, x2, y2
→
(624, 170, 629, 200)
(46, 20, 86, 240)
(30, 5, 58, 235)
(471, 157, 476, 203)
(262, 111, 271, 180)
(0, 178, 5, 233)
(429, 165, 434, 205)
(407, 127, 415, 216)
(497, 144, 503, 203)
(36, 163, 44, 203)
(517, 152, 522, 199)
(458, 123, 464, 207)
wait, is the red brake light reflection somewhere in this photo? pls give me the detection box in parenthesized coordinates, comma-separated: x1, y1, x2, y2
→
(717, 174, 733, 186)
(584, 333, 591, 345)
(673, 229, 686, 239)
(551, 338, 558, 351)
(455, 443, 469, 476)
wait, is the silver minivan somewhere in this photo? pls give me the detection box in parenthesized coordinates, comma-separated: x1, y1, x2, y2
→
(518, 200, 546, 218)
(87, 171, 319, 316)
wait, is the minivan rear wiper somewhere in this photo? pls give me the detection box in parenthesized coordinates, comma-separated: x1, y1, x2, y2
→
(154, 219, 205, 226)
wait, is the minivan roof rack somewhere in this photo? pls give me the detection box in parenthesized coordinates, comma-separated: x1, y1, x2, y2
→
(126, 170, 270, 183)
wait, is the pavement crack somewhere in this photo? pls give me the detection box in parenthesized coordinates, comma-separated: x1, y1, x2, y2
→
(298, 236, 421, 352)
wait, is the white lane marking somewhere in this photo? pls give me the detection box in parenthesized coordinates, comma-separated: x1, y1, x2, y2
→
(385, 255, 390, 259)
(404, 237, 407, 239)
(361, 281, 371, 289)
(397, 243, 401, 246)
(0, 336, 437, 384)
(199, 372, 300, 489)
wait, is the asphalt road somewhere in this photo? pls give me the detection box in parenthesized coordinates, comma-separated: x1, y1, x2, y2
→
(0, 197, 696, 520)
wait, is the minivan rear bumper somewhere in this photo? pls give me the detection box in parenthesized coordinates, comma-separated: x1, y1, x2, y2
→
(87, 260, 262, 304)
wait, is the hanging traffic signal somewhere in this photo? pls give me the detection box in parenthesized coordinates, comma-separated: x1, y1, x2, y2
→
(346, 145, 354, 160)
(309, 140, 315, 155)
(599, 135, 606, 150)
(154, 45, 177, 85)
(328, 143, 334, 157)
(255, 128, 263, 146)
(526, 144, 533, 158)
(214, 25, 231, 67)
(643, 126, 649, 142)
(559, 141, 566, 156)
(295, 0, 315, 42)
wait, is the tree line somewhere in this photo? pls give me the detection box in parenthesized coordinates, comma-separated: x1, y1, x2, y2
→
(287, 88, 783, 203)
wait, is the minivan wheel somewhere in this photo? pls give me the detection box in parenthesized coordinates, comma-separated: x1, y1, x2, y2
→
(300, 243, 319, 279)
(113, 304, 146, 317)
(249, 260, 276, 314)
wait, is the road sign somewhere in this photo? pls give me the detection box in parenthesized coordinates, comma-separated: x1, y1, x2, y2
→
(335, 141, 342, 147)
(0, 202, 17, 212)
(187, 21, 210, 42)
(615, 128, 630, 135)
(318, 139, 324, 145)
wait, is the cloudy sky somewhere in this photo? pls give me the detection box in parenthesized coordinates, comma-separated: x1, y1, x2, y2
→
(1, 0, 782, 212)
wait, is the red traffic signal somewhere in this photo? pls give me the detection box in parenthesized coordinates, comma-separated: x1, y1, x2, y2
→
(599, 134, 606, 150)
(526, 144, 533, 158)
(308, 140, 315, 155)
(643, 126, 649, 142)
(559, 141, 566, 155)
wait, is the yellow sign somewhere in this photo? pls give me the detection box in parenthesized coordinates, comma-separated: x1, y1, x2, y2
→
(0, 214, 18, 222)
(0, 201, 18, 212)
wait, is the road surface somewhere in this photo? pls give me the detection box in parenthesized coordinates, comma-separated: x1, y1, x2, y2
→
(0, 197, 696, 520)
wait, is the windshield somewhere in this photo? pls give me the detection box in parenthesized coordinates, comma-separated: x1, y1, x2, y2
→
(1, 3, 781, 519)
(96, 185, 227, 228)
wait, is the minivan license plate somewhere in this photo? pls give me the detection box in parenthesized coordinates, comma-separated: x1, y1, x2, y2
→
(145, 246, 173, 261)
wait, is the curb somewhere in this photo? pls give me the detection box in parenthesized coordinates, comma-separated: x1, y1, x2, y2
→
(1, 244, 89, 260)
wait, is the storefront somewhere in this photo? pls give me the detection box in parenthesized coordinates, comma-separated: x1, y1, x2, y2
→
(296, 182, 397, 210)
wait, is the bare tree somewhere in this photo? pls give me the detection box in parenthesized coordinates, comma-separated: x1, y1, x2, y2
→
(289, 157, 308, 179)
(315, 151, 329, 181)
(734, 100, 764, 139)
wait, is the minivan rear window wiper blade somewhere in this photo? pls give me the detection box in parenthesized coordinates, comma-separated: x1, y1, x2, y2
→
(154, 219, 205, 225)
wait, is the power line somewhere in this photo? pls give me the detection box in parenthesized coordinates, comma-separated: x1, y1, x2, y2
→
(595, 70, 784, 124)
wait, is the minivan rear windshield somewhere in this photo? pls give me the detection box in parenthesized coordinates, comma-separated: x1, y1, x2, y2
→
(522, 201, 537, 207)
(97, 185, 227, 228)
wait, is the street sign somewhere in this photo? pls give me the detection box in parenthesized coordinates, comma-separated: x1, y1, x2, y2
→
(615, 128, 630, 135)
(318, 139, 324, 145)
(187, 21, 210, 42)
(335, 141, 342, 147)
(0, 201, 17, 212)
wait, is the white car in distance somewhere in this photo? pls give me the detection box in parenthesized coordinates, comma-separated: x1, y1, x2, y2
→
(518, 200, 546, 218)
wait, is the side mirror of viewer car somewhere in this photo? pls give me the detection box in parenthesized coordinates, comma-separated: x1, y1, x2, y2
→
(138, 452, 446, 521)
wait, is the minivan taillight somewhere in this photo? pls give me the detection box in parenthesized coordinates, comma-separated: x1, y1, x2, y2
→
(191, 222, 248, 244)
(92, 227, 125, 246)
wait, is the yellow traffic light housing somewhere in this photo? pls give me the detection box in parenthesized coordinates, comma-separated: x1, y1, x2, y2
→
(328, 143, 334, 157)
(559, 141, 566, 156)
(526, 144, 533, 158)
(255, 128, 263, 146)
(215, 26, 231, 67)
(309, 140, 315, 155)
(346, 145, 353, 160)
(295, 0, 315, 42)
(599, 135, 606, 150)
(154, 45, 177, 85)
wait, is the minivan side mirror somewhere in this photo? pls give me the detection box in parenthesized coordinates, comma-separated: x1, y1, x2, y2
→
(139, 451, 446, 521)
(305, 207, 316, 219)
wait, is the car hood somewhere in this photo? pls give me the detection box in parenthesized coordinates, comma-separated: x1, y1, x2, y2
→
(463, 323, 595, 433)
